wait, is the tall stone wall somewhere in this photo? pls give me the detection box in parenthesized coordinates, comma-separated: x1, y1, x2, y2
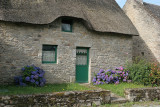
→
(123, 0, 160, 62)
(0, 18, 132, 84)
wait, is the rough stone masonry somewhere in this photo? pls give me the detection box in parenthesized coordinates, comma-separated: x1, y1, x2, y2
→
(0, 90, 111, 107)
(0, 18, 132, 84)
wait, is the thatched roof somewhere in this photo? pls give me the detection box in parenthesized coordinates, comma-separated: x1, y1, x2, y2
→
(143, 2, 160, 20)
(0, 0, 138, 35)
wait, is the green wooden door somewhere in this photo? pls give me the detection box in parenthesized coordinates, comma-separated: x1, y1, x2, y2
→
(76, 48, 89, 83)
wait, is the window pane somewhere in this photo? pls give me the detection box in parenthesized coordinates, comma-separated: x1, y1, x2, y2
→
(62, 20, 72, 24)
(42, 45, 57, 63)
(76, 55, 87, 65)
(76, 49, 87, 54)
(43, 45, 56, 51)
(62, 23, 71, 32)
(43, 51, 55, 62)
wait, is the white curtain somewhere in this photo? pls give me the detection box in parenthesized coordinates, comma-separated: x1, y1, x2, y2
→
(76, 49, 87, 65)
(76, 55, 87, 65)
(43, 51, 55, 62)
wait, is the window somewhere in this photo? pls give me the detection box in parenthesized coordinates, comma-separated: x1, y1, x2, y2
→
(62, 19, 73, 32)
(42, 45, 57, 64)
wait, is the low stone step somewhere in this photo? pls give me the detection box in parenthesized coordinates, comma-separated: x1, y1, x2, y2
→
(111, 97, 128, 104)
(111, 93, 129, 104)
(80, 84, 129, 104)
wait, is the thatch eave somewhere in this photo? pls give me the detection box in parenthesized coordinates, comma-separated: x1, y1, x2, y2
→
(0, 0, 139, 36)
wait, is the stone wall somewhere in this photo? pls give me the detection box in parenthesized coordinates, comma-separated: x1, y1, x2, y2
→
(0, 90, 111, 107)
(0, 17, 133, 84)
(125, 87, 160, 102)
(123, 0, 160, 62)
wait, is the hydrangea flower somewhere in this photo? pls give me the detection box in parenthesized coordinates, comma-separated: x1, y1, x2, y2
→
(92, 78, 96, 82)
(119, 66, 124, 71)
(115, 80, 119, 85)
(25, 76, 30, 81)
(30, 79, 35, 83)
(34, 75, 39, 80)
(111, 70, 116, 74)
(14, 65, 46, 87)
(107, 78, 111, 82)
(31, 71, 37, 75)
(123, 79, 126, 82)
(101, 82, 104, 84)
(35, 81, 39, 85)
(97, 76, 101, 79)
(31, 75, 34, 79)
(99, 69, 104, 73)
(39, 74, 44, 78)
(92, 66, 129, 85)
(97, 73, 100, 76)
(126, 73, 128, 76)
(109, 75, 113, 80)
(105, 81, 109, 84)
(14, 76, 23, 85)
(106, 69, 111, 72)
(19, 82, 27, 86)
(21, 67, 25, 71)
(117, 71, 122, 74)
(26, 65, 30, 67)
(40, 82, 44, 87)
(43, 78, 46, 83)
(18, 76, 23, 83)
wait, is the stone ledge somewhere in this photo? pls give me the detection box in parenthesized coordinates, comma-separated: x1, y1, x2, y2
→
(125, 87, 160, 102)
(0, 90, 111, 107)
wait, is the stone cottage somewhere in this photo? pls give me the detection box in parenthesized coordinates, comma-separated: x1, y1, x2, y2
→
(124, 0, 160, 62)
(0, 0, 138, 84)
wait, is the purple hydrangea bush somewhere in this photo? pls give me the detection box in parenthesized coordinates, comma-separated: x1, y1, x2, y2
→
(92, 66, 129, 85)
(14, 65, 46, 87)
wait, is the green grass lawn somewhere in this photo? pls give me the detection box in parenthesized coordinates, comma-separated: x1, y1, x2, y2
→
(95, 83, 151, 97)
(0, 83, 92, 95)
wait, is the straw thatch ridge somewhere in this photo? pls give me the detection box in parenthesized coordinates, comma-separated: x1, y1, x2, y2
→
(0, 0, 138, 35)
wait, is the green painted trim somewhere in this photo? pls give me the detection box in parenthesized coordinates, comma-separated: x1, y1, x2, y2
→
(42, 45, 57, 64)
(42, 61, 55, 64)
(87, 48, 89, 67)
(55, 46, 57, 63)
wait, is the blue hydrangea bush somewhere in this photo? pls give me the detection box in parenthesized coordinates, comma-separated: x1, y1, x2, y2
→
(14, 65, 46, 87)
(92, 67, 129, 85)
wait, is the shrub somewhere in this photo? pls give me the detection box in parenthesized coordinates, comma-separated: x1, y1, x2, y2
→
(14, 65, 46, 87)
(92, 67, 129, 85)
(125, 58, 151, 86)
(150, 62, 160, 86)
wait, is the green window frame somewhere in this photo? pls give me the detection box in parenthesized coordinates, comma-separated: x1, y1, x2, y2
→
(61, 19, 73, 32)
(42, 45, 57, 64)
